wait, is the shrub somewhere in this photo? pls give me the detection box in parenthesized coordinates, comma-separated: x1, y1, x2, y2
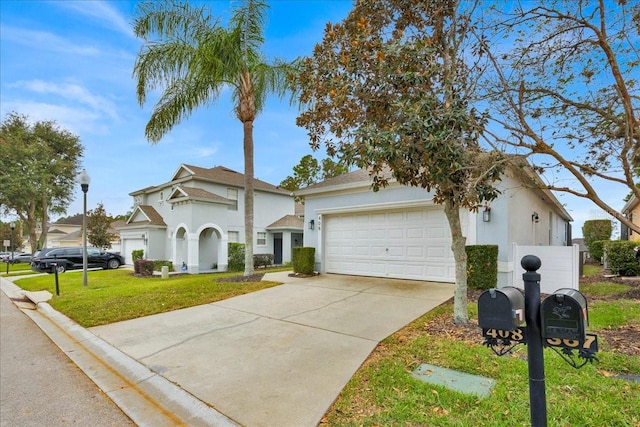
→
(228, 243, 245, 272)
(589, 240, 607, 263)
(583, 220, 612, 255)
(254, 253, 274, 269)
(605, 240, 640, 276)
(293, 247, 315, 275)
(132, 249, 144, 262)
(134, 259, 154, 276)
(153, 260, 174, 272)
(466, 245, 498, 290)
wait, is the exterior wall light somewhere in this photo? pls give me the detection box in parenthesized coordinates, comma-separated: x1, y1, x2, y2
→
(308, 219, 315, 230)
(532, 212, 539, 223)
(483, 206, 491, 222)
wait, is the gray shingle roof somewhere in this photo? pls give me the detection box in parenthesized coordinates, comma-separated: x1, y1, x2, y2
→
(267, 215, 304, 230)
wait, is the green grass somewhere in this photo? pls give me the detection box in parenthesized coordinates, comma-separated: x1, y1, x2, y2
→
(589, 299, 640, 329)
(0, 262, 34, 277)
(15, 268, 284, 327)
(582, 264, 601, 277)
(580, 280, 632, 297)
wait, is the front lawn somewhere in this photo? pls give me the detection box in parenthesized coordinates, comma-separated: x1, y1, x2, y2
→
(14, 269, 283, 327)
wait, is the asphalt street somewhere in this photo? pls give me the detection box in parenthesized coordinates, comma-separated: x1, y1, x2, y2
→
(0, 289, 134, 427)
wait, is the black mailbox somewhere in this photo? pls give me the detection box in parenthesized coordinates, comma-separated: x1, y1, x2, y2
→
(541, 288, 588, 341)
(478, 286, 525, 331)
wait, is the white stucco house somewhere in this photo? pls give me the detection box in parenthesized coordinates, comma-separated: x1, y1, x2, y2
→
(297, 162, 573, 288)
(118, 164, 303, 273)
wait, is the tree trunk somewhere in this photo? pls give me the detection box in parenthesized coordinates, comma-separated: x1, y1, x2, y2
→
(443, 198, 468, 324)
(243, 119, 255, 276)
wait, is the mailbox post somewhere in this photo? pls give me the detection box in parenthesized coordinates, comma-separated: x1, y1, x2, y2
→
(521, 255, 547, 427)
(478, 255, 598, 427)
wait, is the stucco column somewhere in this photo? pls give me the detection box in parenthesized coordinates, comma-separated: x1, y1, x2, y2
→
(218, 234, 229, 272)
(187, 233, 199, 274)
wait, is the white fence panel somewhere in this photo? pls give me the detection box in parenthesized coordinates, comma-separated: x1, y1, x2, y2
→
(512, 244, 579, 294)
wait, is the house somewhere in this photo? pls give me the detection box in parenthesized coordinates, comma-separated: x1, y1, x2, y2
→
(45, 215, 122, 252)
(621, 195, 639, 242)
(46, 214, 84, 248)
(297, 162, 573, 287)
(118, 164, 302, 272)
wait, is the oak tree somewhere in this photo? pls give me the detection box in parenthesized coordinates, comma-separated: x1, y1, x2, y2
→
(0, 112, 84, 252)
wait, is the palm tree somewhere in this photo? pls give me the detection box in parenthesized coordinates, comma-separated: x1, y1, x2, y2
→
(133, 0, 294, 275)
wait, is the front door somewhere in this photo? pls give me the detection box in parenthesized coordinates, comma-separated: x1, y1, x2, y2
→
(274, 234, 283, 264)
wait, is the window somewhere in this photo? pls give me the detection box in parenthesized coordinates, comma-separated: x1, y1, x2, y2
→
(257, 232, 266, 246)
(228, 231, 239, 243)
(227, 188, 238, 211)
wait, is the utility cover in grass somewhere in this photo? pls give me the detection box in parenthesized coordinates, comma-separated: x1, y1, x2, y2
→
(411, 364, 496, 397)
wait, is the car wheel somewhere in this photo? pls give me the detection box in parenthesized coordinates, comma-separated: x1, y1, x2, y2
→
(56, 264, 66, 273)
(107, 259, 120, 269)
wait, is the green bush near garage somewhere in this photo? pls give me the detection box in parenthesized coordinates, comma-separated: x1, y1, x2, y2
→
(466, 245, 498, 290)
(293, 247, 315, 275)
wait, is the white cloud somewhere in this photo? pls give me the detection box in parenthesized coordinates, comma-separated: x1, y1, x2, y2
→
(10, 79, 119, 120)
(0, 25, 100, 55)
(0, 100, 108, 136)
(53, 0, 134, 39)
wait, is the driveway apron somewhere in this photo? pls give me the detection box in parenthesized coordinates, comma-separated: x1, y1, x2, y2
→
(89, 273, 454, 427)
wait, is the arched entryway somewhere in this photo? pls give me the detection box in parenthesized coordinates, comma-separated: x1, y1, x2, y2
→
(175, 226, 189, 270)
(198, 227, 220, 271)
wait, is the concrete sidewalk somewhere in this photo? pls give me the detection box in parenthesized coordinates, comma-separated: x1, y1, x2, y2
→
(89, 272, 454, 426)
(2, 272, 453, 427)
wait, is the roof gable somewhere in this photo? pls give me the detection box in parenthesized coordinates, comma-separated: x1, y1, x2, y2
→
(167, 185, 233, 205)
(126, 205, 166, 226)
(133, 164, 290, 196)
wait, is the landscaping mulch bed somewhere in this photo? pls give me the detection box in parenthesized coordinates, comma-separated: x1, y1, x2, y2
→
(425, 274, 640, 357)
(215, 273, 265, 283)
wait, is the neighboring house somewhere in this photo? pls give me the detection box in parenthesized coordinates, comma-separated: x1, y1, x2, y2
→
(46, 214, 84, 247)
(297, 162, 573, 287)
(46, 215, 122, 251)
(621, 195, 639, 242)
(118, 164, 302, 272)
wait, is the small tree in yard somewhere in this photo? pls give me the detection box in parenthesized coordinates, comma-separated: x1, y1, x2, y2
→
(295, 0, 503, 324)
(87, 203, 118, 250)
(583, 220, 612, 248)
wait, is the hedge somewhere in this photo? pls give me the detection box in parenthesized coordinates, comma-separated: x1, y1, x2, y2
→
(605, 240, 640, 276)
(293, 247, 315, 275)
(132, 249, 144, 262)
(466, 245, 498, 290)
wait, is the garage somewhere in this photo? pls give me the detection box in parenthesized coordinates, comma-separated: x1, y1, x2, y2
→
(121, 237, 146, 265)
(324, 207, 459, 282)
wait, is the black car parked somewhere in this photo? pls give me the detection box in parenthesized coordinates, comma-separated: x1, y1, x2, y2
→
(31, 247, 125, 273)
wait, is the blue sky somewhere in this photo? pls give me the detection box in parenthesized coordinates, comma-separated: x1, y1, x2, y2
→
(0, 0, 354, 217)
(0, 0, 625, 238)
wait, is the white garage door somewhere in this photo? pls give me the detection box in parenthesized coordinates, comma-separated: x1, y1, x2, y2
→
(324, 207, 459, 282)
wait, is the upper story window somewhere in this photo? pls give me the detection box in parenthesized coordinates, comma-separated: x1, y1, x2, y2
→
(228, 231, 239, 243)
(257, 232, 266, 246)
(227, 188, 238, 211)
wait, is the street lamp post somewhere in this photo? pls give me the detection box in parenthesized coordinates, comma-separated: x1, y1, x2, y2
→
(10, 222, 15, 261)
(79, 169, 91, 286)
(6, 222, 15, 274)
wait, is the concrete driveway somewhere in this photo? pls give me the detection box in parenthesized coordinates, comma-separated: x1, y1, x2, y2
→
(89, 272, 454, 427)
